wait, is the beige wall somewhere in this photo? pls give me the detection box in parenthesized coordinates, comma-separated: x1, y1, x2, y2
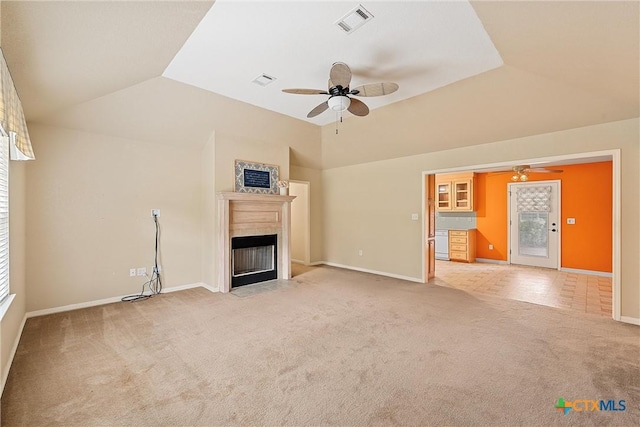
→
(25, 124, 204, 311)
(200, 133, 215, 288)
(290, 165, 324, 264)
(322, 118, 640, 319)
(214, 133, 290, 192)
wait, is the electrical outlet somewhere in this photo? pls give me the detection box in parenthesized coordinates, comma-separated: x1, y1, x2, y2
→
(151, 209, 160, 218)
(567, 218, 576, 225)
(489, 244, 494, 250)
(411, 213, 419, 221)
(358, 249, 363, 256)
(153, 265, 162, 274)
(137, 267, 147, 276)
(129, 268, 136, 277)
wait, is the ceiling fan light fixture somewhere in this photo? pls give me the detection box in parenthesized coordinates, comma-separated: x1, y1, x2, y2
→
(328, 95, 351, 112)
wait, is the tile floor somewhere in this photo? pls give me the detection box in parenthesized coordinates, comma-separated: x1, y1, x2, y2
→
(432, 260, 612, 317)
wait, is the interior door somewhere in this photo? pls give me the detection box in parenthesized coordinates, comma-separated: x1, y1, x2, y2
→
(509, 181, 560, 269)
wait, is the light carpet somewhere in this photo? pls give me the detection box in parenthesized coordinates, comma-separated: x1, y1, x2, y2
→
(2, 265, 638, 426)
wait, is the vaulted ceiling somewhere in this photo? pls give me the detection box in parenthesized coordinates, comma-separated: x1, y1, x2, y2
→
(1, 1, 638, 168)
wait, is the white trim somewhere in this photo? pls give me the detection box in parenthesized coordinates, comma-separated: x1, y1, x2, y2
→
(0, 294, 16, 323)
(161, 282, 217, 294)
(321, 261, 422, 283)
(291, 259, 306, 265)
(620, 316, 640, 326)
(26, 283, 214, 318)
(611, 149, 621, 321)
(475, 258, 509, 265)
(309, 261, 324, 266)
(2, 313, 26, 396)
(421, 174, 426, 283)
(559, 267, 612, 278)
(507, 180, 561, 270)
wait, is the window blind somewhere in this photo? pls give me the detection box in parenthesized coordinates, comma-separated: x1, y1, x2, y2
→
(516, 185, 552, 213)
(0, 136, 9, 303)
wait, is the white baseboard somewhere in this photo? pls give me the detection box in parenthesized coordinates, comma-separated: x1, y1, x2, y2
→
(320, 261, 422, 283)
(291, 259, 306, 265)
(2, 313, 27, 396)
(559, 267, 612, 278)
(309, 261, 324, 266)
(620, 316, 640, 326)
(162, 282, 217, 294)
(475, 258, 509, 265)
(26, 282, 215, 319)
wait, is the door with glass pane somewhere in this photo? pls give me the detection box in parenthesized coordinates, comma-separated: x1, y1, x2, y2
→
(508, 181, 560, 269)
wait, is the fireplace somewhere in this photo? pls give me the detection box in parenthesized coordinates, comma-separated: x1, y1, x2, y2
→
(217, 192, 295, 292)
(231, 234, 277, 287)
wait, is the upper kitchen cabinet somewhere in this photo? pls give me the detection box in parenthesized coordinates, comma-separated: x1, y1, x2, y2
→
(436, 172, 475, 212)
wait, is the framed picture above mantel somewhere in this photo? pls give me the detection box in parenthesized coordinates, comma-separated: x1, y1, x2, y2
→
(234, 160, 279, 194)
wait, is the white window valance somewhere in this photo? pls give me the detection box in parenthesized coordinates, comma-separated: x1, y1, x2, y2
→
(0, 48, 35, 160)
(516, 186, 552, 212)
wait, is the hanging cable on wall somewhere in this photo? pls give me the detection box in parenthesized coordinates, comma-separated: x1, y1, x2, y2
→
(122, 212, 163, 302)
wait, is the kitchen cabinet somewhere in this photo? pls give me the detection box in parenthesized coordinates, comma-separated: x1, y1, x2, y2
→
(435, 172, 475, 212)
(449, 229, 476, 263)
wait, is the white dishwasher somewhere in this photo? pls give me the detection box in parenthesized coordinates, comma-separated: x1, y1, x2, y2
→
(435, 230, 449, 260)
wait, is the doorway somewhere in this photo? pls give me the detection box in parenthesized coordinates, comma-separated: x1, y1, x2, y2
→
(508, 181, 560, 269)
(421, 149, 620, 321)
(289, 180, 310, 265)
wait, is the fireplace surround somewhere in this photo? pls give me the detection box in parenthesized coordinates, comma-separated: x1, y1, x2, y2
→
(217, 192, 296, 292)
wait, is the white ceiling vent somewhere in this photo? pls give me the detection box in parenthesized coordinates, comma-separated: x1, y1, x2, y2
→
(336, 4, 374, 34)
(252, 74, 276, 86)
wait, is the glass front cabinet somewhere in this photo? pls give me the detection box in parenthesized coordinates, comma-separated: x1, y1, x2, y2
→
(437, 182, 452, 210)
(435, 173, 475, 212)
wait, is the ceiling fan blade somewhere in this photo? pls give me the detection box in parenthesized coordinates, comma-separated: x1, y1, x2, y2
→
(282, 89, 329, 95)
(330, 62, 352, 89)
(351, 82, 399, 97)
(348, 98, 369, 117)
(307, 101, 329, 118)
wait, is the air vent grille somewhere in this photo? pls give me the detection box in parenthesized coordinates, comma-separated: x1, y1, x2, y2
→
(252, 74, 276, 86)
(336, 4, 373, 34)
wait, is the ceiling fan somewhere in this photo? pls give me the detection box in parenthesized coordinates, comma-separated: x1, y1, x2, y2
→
(282, 62, 398, 119)
(503, 165, 564, 181)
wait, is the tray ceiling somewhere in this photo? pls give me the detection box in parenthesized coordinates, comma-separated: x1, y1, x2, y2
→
(163, 0, 503, 125)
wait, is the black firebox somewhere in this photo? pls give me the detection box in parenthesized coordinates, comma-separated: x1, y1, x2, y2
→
(231, 234, 277, 287)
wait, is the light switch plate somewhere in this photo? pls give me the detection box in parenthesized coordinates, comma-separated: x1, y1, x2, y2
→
(411, 213, 419, 221)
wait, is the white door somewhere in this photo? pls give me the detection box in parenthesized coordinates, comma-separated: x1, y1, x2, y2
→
(509, 181, 560, 269)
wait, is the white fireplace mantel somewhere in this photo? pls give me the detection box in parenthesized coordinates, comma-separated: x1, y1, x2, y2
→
(217, 192, 296, 292)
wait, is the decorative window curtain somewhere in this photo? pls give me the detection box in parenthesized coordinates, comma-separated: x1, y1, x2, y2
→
(0, 47, 35, 160)
(516, 186, 552, 212)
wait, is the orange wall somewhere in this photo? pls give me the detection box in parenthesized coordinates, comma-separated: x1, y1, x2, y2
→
(475, 161, 612, 272)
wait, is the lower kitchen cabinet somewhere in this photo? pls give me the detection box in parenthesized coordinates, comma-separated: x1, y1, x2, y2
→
(449, 229, 476, 263)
